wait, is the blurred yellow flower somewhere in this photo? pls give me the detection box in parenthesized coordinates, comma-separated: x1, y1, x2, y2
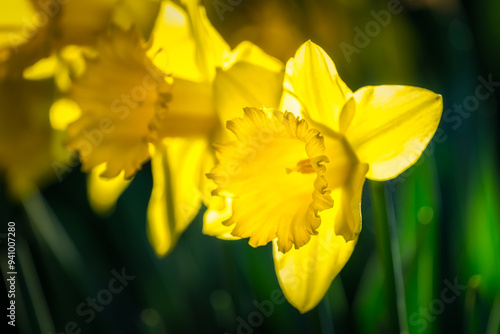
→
(0, 0, 149, 197)
(66, 26, 172, 179)
(205, 41, 443, 312)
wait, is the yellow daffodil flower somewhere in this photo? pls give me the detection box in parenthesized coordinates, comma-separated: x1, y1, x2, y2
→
(63, 0, 284, 256)
(0, 0, 154, 197)
(205, 41, 443, 312)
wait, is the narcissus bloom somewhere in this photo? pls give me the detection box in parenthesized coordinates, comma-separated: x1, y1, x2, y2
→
(205, 41, 443, 312)
(0, 0, 158, 197)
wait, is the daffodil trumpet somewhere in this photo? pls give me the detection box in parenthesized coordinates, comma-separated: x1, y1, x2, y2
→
(205, 40, 443, 313)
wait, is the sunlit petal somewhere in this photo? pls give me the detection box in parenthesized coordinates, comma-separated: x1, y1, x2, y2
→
(147, 138, 213, 256)
(283, 41, 352, 132)
(214, 41, 284, 136)
(273, 207, 358, 313)
(180, 0, 230, 81)
(148, 1, 229, 82)
(320, 134, 369, 241)
(346, 85, 443, 180)
(203, 196, 240, 240)
(87, 163, 131, 215)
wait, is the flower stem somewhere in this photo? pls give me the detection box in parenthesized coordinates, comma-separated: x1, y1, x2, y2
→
(370, 181, 408, 333)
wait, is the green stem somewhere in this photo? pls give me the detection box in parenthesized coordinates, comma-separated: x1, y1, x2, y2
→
(370, 181, 408, 333)
(17, 238, 56, 334)
(319, 294, 335, 334)
(486, 292, 500, 334)
(22, 190, 89, 291)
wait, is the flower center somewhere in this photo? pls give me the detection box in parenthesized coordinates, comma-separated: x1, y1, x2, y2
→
(286, 159, 315, 174)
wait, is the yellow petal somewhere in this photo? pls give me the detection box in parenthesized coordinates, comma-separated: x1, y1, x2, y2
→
(49, 98, 81, 131)
(208, 107, 333, 253)
(283, 41, 352, 132)
(54, 46, 88, 92)
(66, 26, 171, 179)
(147, 138, 212, 256)
(0, 1, 36, 49)
(148, 1, 198, 80)
(181, 0, 230, 81)
(345, 85, 443, 180)
(148, 1, 229, 82)
(23, 54, 58, 80)
(320, 134, 369, 241)
(23, 45, 87, 89)
(87, 163, 131, 215)
(273, 207, 358, 313)
(203, 195, 240, 240)
(214, 41, 284, 134)
(330, 161, 368, 241)
(222, 41, 283, 73)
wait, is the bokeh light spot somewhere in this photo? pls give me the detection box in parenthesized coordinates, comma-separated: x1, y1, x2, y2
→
(141, 308, 161, 327)
(210, 289, 232, 310)
(418, 205, 434, 225)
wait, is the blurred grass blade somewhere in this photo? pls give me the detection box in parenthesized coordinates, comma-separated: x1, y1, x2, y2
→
(465, 275, 481, 333)
(486, 293, 500, 334)
(18, 237, 56, 334)
(22, 189, 89, 290)
(370, 181, 408, 333)
(319, 296, 335, 334)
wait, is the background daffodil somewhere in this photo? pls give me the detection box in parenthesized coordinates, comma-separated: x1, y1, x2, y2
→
(206, 40, 443, 312)
(0, 0, 160, 198)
